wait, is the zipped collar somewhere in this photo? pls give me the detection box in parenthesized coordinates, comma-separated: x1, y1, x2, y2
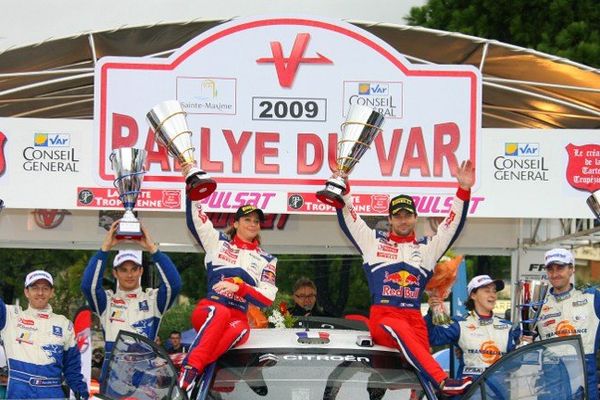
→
(388, 231, 416, 244)
(232, 234, 259, 250)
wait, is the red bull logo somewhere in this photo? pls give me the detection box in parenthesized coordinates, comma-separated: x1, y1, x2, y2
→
(383, 270, 418, 287)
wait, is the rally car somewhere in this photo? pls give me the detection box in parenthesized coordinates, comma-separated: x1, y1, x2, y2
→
(97, 317, 588, 400)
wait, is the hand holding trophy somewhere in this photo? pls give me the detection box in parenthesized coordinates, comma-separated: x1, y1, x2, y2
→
(316, 105, 385, 208)
(514, 279, 549, 336)
(146, 100, 216, 200)
(110, 147, 147, 240)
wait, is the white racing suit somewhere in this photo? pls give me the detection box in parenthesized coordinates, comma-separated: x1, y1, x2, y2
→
(536, 286, 600, 399)
(81, 250, 181, 381)
(426, 311, 520, 378)
(0, 302, 88, 399)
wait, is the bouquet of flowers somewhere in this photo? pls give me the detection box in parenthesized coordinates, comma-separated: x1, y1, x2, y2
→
(425, 255, 463, 325)
(268, 302, 298, 328)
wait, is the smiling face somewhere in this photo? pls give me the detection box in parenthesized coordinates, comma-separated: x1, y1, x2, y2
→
(234, 212, 262, 242)
(24, 280, 54, 310)
(388, 210, 417, 237)
(545, 263, 574, 294)
(112, 261, 143, 291)
(470, 283, 498, 315)
(294, 285, 317, 310)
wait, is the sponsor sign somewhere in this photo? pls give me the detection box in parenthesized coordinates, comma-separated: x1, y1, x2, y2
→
(285, 192, 484, 215)
(95, 15, 481, 193)
(76, 187, 182, 209)
(565, 143, 600, 193)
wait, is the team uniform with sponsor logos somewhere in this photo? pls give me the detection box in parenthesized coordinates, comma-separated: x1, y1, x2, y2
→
(81, 250, 181, 381)
(184, 199, 278, 373)
(0, 302, 88, 399)
(336, 188, 470, 388)
(426, 311, 519, 378)
(536, 286, 600, 399)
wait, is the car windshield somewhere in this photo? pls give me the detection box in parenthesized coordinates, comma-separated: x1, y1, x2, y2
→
(463, 336, 587, 399)
(207, 348, 430, 400)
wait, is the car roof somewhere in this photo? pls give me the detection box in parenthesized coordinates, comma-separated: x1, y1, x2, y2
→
(236, 328, 401, 353)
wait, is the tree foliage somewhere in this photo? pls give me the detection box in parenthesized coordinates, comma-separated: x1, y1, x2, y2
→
(407, 0, 600, 67)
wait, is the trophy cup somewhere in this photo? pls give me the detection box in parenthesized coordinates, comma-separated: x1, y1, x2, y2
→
(316, 105, 385, 208)
(110, 148, 147, 240)
(146, 100, 216, 200)
(514, 279, 549, 336)
(587, 190, 600, 221)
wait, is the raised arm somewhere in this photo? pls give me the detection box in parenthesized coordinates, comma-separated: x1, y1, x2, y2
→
(422, 160, 474, 268)
(138, 224, 182, 313)
(81, 222, 119, 315)
(334, 177, 376, 255)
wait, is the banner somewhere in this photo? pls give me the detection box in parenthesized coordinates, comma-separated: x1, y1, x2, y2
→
(94, 15, 481, 194)
(0, 115, 597, 218)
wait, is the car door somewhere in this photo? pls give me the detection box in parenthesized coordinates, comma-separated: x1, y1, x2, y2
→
(97, 330, 186, 400)
(462, 336, 587, 400)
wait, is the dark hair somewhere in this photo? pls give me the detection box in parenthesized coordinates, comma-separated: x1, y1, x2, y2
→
(224, 225, 262, 245)
(170, 330, 181, 337)
(465, 298, 475, 311)
(293, 277, 317, 293)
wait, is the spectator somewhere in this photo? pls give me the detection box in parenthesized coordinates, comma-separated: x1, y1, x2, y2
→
(179, 164, 278, 396)
(91, 348, 104, 381)
(533, 248, 600, 399)
(289, 277, 331, 317)
(332, 160, 475, 396)
(426, 275, 521, 381)
(81, 221, 182, 382)
(167, 331, 189, 354)
(0, 270, 88, 399)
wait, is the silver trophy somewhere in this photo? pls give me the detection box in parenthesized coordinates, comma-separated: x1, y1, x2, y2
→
(587, 190, 600, 221)
(514, 279, 549, 336)
(110, 148, 147, 240)
(316, 105, 385, 208)
(146, 100, 216, 200)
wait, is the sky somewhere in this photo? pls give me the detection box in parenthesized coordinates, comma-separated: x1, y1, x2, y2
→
(0, 0, 426, 52)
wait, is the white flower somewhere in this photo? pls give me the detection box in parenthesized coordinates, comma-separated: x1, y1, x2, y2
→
(268, 310, 286, 328)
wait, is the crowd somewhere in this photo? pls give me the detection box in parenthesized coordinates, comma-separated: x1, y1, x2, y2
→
(1, 159, 598, 399)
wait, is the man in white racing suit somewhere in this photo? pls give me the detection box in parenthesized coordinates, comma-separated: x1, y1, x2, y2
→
(81, 221, 181, 382)
(535, 248, 600, 399)
(0, 270, 88, 399)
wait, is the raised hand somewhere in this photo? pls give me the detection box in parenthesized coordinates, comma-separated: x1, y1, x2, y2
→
(456, 160, 475, 190)
(139, 224, 158, 254)
(101, 221, 121, 251)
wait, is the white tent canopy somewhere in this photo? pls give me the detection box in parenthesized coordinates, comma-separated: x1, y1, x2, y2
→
(0, 15, 598, 254)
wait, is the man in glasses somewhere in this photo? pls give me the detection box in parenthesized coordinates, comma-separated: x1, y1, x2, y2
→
(289, 277, 331, 317)
(535, 248, 600, 399)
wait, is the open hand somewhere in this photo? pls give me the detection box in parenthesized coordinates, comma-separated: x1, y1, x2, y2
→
(456, 160, 475, 190)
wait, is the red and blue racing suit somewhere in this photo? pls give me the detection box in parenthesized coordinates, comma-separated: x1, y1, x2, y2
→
(336, 188, 470, 388)
(184, 199, 278, 373)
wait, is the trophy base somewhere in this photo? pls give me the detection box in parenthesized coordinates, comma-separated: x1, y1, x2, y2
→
(316, 190, 345, 209)
(186, 174, 217, 201)
(115, 220, 142, 240)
